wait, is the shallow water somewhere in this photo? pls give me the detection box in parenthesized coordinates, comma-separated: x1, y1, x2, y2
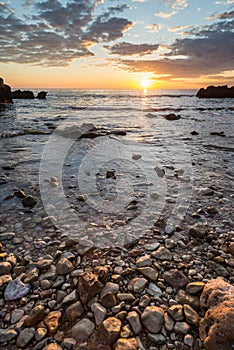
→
(0, 89, 233, 246)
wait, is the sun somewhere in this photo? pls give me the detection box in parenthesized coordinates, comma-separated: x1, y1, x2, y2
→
(140, 78, 152, 89)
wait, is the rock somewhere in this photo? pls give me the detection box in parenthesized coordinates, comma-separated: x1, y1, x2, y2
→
(164, 113, 181, 120)
(0, 329, 18, 343)
(147, 282, 162, 297)
(200, 278, 234, 312)
(78, 271, 103, 303)
(24, 304, 45, 326)
(63, 337, 76, 350)
(12, 89, 35, 99)
(184, 334, 194, 347)
(91, 302, 107, 325)
(37, 259, 53, 270)
(0, 274, 12, 288)
(199, 300, 234, 350)
(114, 338, 139, 350)
(163, 269, 189, 289)
(0, 261, 12, 275)
(71, 318, 95, 343)
(101, 292, 117, 308)
(11, 309, 24, 324)
(35, 328, 47, 341)
(4, 278, 31, 301)
(99, 317, 122, 345)
(184, 304, 200, 327)
(152, 246, 172, 260)
(56, 258, 74, 275)
(196, 85, 234, 98)
(0, 77, 13, 103)
(167, 304, 184, 321)
(126, 311, 142, 334)
(0, 232, 15, 241)
(164, 312, 175, 331)
(37, 91, 47, 99)
(174, 321, 190, 335)
(136, 255, 152, 267)
(21, 195, 37, 208)
(44, 311, 62, 334)
(43, 343, 63, 350)
(189, 224, 208, 238)
(117, 293, 136, 302)
(137, 267, 158, 281)
(128, 277, 147, 293)
(16, 327, 35, 347)
(176, 290, 200, 310)
(186, 281, 205, 294)
(141, 306, 164, 333)
(148, 333, 166, 345)
(65, 301, 84, 322)
(61, 290, 77, 305)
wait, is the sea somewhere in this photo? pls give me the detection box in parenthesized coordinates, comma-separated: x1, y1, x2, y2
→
(0, 89, 233, 247)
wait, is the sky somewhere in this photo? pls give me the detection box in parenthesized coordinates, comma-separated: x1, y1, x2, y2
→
(0, 0, 234, 89)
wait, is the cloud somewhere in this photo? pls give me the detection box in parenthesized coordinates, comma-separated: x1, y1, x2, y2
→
(120, 19, 234, 80)
(168, 25, 193, 32)
(206, 10, 234, 20)
(0, 0, 133, 66)
(145, 24, 162, 33)
(155, 11, 174, 18)
(104, 42, 160, 56)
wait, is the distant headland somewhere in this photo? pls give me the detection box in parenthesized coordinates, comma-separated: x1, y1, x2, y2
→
(196, 85, 234, 98)
(0, 77, 47, 104)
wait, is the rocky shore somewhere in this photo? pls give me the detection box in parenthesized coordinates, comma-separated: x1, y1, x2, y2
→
(0, 198, 234, 349)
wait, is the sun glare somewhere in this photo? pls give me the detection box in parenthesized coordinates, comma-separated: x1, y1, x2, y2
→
(140, 78, 152, 89)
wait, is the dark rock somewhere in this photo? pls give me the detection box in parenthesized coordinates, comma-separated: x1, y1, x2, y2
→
(196, 85, 234, 98)
(164, 113, 181, 121)
(141, 306, 164, 333)
(78, 271, 103, 304)
(98, 317, 122, 345)
(12, 89, 35, 99)
(0, 77, 13, 103)
(22, 195, 37, 208)
(36, 91, 47, 99)
(24, 305, 45, 327)
(163, 269, 189, 289)
(200, 300, 234, 350)
(71, 318, 95, 343)
(44, 311, 62, 334)
(200, 278, 234, 313)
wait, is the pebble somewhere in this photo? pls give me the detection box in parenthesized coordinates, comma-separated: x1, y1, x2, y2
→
(16, 327, 35, 347)
(4, 278, 31, 301)
(128, 277, 148, 293)
(141, 306, 164, 333)
(71, 318, 95, 343)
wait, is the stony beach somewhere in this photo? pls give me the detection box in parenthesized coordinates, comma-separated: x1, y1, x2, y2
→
(0, 91, 234, 350)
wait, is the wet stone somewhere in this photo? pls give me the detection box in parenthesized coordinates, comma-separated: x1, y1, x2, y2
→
(78, 271, 103, 304)
(65, 301, 84, 322)
(16, 327, 35, 347)
(174, 321, 190, 335)
(141, 306, 164, 333)
(163, 269, 189, 289)
(0, 261, 12, 275)
(44, 311, 62, 334)
(56, 258, 74, 275)
(168, 304, 184, 321)
(24, 304, 45, 327)
(4, 278, 31, 301)
(11, 308, 24, 324)
(0, 328, 18, 343)
(152, 246, 172, 261)
(126, 311, 142, 335)
(114, 338, 139, 350)
(128, 277, 148, 293)
(71, 318, 95, 343)
(99, 317, 122, 345)
(91, 302, 107, 325)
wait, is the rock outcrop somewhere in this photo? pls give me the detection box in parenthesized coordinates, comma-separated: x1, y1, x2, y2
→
(11, 90, 47, 99)
(196, 85, 234, 98)
(0, 77, 13, 103)
(199, 279, 234, 350)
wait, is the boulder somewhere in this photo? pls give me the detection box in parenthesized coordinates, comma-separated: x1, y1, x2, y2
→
(12, 90, 35, 99)
(36, 91, 47, 99)
(0, 77, 13, 103)
(196, 85, 234, 98)
(199, 279, 234, 350)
